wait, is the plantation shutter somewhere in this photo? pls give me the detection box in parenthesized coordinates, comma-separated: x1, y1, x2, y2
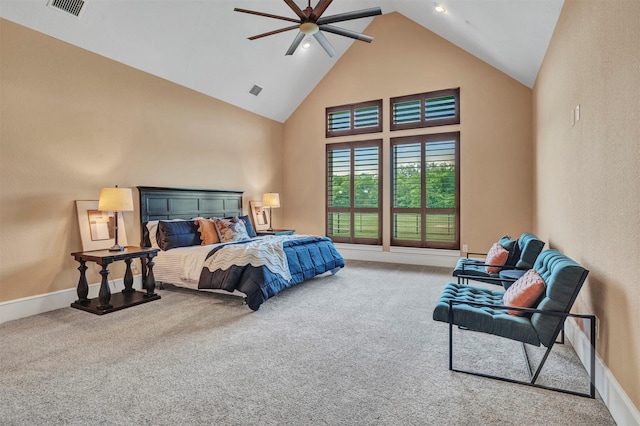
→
(354, 105, 381, 129)
(392, 142, 422, 242)
(391, 132, 459, 249)
(392, 99, 421, 125)
(425, 94, 456, 121)
(424, 138, 457, 243)
(327, 140, 382, 244)
(328, 110, 350, 132)
(391, 88, 460, 131)
(326, 100, 382, 137)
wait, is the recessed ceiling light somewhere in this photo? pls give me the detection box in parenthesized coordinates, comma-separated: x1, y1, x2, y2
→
(302, 40, 311, 49)
(435, 4, 446, 13)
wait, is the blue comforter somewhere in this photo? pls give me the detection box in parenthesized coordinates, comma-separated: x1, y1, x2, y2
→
(198, 236, 344, 310)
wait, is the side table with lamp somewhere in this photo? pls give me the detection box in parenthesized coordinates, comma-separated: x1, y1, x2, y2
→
(70, 186, 161, 315)
(258, 192, 294, 236)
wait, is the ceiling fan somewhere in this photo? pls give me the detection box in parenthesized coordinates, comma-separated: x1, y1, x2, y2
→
(234, 0, 382, 57)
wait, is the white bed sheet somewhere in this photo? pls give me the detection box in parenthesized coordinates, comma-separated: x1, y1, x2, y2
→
(153, 243, 223, 290)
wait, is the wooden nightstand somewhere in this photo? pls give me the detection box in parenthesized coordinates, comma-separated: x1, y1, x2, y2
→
(70, 246, 160, 315)
(256, 229, 295, 236)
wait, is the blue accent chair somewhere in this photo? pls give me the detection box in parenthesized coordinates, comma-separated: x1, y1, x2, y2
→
(453, 233, 545, 286)
(434, 249, 595, 398)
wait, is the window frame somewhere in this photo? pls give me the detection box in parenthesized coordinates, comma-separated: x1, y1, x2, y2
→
(390, 88, 460, 131)
(326, 139, 383, 245)
(390, 132, 460, 250)
(326, 99, 383, 138)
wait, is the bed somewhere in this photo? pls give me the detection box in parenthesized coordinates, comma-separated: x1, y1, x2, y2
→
(138, 186, 345, 310)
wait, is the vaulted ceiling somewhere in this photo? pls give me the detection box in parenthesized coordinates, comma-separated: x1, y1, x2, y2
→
(0, 0, 564, 122)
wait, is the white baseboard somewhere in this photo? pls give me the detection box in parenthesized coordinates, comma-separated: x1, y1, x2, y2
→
(334, 243, 460, 268)
(565, 317, 640, 426)
(0, 275, 143, 324)
(1, 246, 456, 324)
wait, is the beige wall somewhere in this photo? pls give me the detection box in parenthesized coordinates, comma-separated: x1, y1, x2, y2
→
(0, 19, 284, 302)
(283, 12, 533, 251)
(533, 0, 640, 409)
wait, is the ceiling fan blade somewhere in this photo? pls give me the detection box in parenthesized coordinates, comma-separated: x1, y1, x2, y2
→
(316, 7, 382, 25)
(234, 8, 300, 24)
(310, 0, 333, 21)
(313, 31, 336, 57)
(285, 31, 306, 56)
(248, 25, 300, 41)
(283, 0, 307, 21)
(319, 25, 374, 43)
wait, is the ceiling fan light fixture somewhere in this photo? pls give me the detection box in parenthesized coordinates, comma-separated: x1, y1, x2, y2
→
(300, 22, 319, 35)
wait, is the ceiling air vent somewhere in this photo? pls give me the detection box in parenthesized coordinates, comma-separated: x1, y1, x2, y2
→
(47, 0, 85, 18)
(249, 85, 263, 96)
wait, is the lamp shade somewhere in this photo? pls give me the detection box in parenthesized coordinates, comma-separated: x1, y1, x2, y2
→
(98, 187, 134, 212)
(262, 192, 280, 208)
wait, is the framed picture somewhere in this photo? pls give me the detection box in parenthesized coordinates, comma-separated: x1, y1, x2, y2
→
(75, 200, 128, 251)
(249, 200, 270, 231)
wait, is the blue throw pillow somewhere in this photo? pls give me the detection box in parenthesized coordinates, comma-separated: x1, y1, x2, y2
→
(157, 220, 201, 251)
(499, 235, 521, 266)
(239, 215, 257, 238)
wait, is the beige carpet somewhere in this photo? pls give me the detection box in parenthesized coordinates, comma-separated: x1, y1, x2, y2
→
(0, 260, 615, 425)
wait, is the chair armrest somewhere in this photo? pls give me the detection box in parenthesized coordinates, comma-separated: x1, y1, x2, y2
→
(460, 262, 519, 271)
(466, 251, 486, 259)
(454, 274, 516, 285)
(447, 298, 594, 321)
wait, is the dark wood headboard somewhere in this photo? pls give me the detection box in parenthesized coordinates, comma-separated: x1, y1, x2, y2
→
(137, 186, 244, 245)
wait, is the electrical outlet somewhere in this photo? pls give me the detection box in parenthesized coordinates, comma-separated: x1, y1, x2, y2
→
(571, 107, 575, 126)
(462, 244, 468, 253)
(575, 104, 580, 121)
(131, 262, 139, 274)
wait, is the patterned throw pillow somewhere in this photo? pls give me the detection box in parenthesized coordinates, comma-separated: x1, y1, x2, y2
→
(214, 217, 250, 243)
(194, 218, 220, 245)
(238, 215, 257, 238)
(485, 242, 509, 274)
(502, 269, 547, 316)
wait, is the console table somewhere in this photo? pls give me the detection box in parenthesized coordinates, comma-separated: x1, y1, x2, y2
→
(70, 246, 160, 315)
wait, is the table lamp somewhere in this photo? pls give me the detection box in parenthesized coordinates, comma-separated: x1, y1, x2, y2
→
(262, 192, 280, 232)
(98, 186, 134, 251)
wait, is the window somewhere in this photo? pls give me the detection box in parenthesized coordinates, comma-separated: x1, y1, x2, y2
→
(390, 132, 460, 249)
(390, 88, 459, 131)
(326, 140, 382, 244)
(326, 100, 382, 138)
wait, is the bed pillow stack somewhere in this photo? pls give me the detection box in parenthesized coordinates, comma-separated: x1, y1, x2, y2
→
(146, 214, 259, 250)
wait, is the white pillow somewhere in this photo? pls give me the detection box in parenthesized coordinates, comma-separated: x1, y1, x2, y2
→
(146, 221, 160, 249)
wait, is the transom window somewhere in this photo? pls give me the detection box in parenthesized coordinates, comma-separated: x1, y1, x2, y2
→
(326, 140, 382, 244)
(390, 88, 460, 131)
(326, 100, 383, 138)
(390, 132, 460, 249)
